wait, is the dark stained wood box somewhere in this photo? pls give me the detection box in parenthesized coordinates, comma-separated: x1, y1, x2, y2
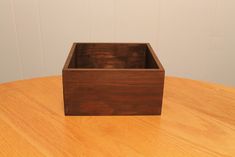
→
(62, 43, 165, 115)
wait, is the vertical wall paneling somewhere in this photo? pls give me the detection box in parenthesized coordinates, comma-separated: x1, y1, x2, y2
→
(222, 0, 235, 85)
(0, 0, 235, 86)
(0, 0, 22, 82)
(39, 0, 91, 75)
(158, 0, 219, 82)
(12, 0, 44, 79)
(115, 0, 160, 50)
(89, 0, 115, 42)
(157, 0, 235, 85)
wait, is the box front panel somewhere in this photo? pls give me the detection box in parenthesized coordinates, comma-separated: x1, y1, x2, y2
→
(63, 70, 164, 115)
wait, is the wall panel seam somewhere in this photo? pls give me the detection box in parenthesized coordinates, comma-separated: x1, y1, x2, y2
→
(9, 0, 23, 79)
(36, 0, 46, 75)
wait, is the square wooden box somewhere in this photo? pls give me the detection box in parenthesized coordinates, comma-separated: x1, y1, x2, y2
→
(62, 43, 165, 115)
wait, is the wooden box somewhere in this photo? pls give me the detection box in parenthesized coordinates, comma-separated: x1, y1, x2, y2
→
(62, 43, 165, 115)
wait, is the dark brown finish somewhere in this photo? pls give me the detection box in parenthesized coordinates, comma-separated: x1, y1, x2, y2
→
(62, 43, 165, 115)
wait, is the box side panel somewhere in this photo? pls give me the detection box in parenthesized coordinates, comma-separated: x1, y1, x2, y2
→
(145, 49, 158, 69)
(146, 43, 165, 71)
(63, 70, 164, 115)
(62, 70, 70, 115)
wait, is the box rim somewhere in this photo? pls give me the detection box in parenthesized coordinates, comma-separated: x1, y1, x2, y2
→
(63, 42, 165, 72)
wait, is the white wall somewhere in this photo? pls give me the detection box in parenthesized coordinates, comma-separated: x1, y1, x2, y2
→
(1, 0, 235, 86)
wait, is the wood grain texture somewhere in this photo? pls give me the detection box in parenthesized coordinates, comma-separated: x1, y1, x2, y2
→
(63, 43, 164, 115)
(0, 76, 235, 156)
(63, 70, 164, 115)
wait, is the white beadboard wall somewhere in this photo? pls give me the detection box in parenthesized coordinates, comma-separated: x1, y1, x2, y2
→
(0, 0, 235, 86)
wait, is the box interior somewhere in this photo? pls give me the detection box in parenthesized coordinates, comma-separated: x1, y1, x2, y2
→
(68, 43, 159, 69)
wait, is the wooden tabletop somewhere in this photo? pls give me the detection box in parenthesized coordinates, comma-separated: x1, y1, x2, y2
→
(0, 76, 234, 157)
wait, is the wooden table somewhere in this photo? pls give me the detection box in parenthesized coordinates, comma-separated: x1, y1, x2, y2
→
(0, 76, 234, 157)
